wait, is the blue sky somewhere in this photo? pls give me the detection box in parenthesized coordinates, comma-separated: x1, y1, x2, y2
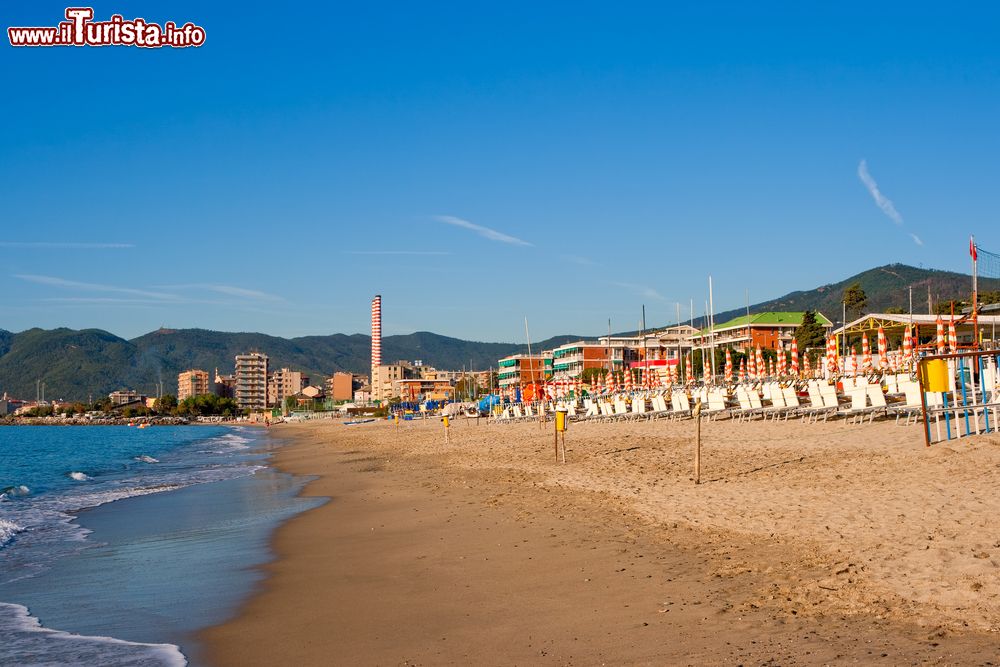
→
(2, 2, 998, 342)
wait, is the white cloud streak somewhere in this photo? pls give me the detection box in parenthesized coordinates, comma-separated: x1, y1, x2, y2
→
(14, 274, 179, 300)
(561, 254, 596, 266)
(857, 159, 903, 225)
(909, 233, 924, 246)
(345, 250, 452, 256)
(434, 215, 533, 247)
(0, 242, 134, 248)
(156, 283, 285, 302)
(610, 281, 666, 301)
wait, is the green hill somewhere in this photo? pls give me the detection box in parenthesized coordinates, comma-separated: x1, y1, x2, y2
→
(0, 327, 578, 401)
(708, 263, 997, 327)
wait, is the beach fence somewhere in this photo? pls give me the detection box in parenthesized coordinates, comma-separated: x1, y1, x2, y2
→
(917, 349, 1000, 445)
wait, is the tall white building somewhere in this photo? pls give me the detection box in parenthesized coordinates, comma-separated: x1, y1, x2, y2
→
(235, 352, 268, 410)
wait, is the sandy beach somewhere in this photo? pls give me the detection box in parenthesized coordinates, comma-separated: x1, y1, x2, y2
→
(203, 416, 1000, 665)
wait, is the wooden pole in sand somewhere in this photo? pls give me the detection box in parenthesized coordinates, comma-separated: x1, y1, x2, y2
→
(693, 398, 702, 484)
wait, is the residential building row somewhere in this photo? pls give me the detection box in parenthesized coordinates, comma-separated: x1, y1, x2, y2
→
(178, 352, 362, 411)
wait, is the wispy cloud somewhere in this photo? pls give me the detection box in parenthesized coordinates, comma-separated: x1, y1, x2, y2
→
(561, 254, 596, 266)
(857, 159, 903, 225)
(156, 283, 284, 302)
(909, 233, 924, 246)
(0, 242, 134, 249)
(345, 250, 452, 256)
(434, 215, 533, 247)
(40, 297, 172, 305)
(610, 281, 666, 301)
(14, 274, 178, 300)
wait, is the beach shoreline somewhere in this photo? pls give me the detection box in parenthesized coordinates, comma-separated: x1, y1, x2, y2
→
(201, 418, 1000, 665)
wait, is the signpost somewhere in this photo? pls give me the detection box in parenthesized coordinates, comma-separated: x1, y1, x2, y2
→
(555, 408, 567, 463)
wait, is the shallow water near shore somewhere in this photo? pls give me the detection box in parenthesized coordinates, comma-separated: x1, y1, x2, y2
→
(0, 425, 323, 665)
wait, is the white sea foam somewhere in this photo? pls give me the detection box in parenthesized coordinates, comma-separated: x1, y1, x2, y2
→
(0, 602, 187, 666)
(134, 455, 159, 464)
(1, 485, 30, 501)
(68, 472, 90, 481)
(0, 519, 23, 548)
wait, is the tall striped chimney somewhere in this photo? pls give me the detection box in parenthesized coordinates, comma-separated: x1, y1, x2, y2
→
(371, 295, 382, 400)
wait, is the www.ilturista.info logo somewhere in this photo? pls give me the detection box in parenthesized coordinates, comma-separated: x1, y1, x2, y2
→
(8, 8, 205, 48)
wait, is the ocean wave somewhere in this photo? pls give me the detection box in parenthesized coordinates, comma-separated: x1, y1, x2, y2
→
(1, 485, 31, 501)
(0, 519, 23, 548)
(134, 455, 159, 464)
(0, 602, 187, 666)
(68, 472, 90, 482)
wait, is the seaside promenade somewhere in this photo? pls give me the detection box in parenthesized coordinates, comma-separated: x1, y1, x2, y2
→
(204, 417, 1000, 664)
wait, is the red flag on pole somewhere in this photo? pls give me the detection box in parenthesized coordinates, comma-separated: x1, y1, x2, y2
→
(971, 237, 978, 261)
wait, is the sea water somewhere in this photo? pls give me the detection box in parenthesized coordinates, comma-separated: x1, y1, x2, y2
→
(0, 425, 322, 665)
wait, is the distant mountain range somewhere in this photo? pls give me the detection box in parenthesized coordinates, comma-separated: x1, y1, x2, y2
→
(1, 263, 993, 401)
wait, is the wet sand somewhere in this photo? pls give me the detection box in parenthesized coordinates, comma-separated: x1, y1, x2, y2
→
(203, 417, 1000, 665)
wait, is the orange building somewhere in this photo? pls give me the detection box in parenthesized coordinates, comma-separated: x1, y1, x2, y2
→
(177, 369, 210, 401)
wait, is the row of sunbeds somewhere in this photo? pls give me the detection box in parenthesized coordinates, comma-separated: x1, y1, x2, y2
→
(491, 378, 1000, 428)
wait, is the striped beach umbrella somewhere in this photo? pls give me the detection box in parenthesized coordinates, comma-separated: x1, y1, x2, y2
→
(948, 316, 958, 353)
(846, 347, 856, 377)
(790, 339, 800, 376)
(803, 353, 811, 378)
(685, 354, 694, 385)
(724, 349, 733, 384)
(861, 333, 873, 373)
(748, 349, 757, 379)
(624, 367, 633, 393)
(669, 361, 678, 386)
(755, 346, 765, 381)
(903, 325, 914, 369)
(768, 357, 775, 378)
(775, 342, 785, 376)
(877, 326, 889, 370)
(703, 356, 711, 384)
(826, 336, 837, 373)
(738, 357, 746, 383)
(603, 369, 613, 394)
(936, 316, 946, 355)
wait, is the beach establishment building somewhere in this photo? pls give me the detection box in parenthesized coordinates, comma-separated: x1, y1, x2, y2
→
(394, 378, 455, 402)
(690, 312, 833, 352)
(497, 353, 553, 391)
(235, 352, 269, 411)
(832, 313, 1000, 349)
(177, 369, 210, 401)
(267, 368, 309, 407)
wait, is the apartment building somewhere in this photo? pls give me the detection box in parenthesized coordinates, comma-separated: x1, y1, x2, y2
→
(373, 361, 418, 403)
(234, 352, 269, 410)
(497, 353, 553, 390)
(267, 368, 309, 407)
(177, 369, 210, 401)
(108, 389, 142, 406)
(326, 372, 356, 402)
